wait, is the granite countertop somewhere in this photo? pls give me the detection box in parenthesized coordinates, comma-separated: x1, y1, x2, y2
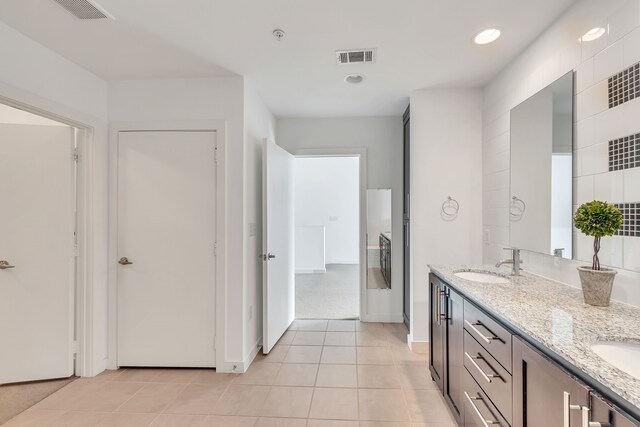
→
(429, 264, 640, 413)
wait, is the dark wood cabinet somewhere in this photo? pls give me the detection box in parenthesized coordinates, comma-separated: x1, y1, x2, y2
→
(590, 392, 639, 427)
(429, 273, 464, 424)
(513, 337, 589, 427)
(403, 105, 410, 330)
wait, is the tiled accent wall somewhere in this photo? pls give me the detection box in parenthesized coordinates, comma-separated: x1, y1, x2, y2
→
(614, 203, 640, 236)
(608, 62, 640, 108)
(482, 0, 640, 306)
(609, 133, 640, 171)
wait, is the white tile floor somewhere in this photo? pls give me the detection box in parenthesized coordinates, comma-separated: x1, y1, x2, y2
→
(4, 321, 457, 427)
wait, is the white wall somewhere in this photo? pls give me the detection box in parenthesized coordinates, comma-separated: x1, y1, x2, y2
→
(294, 156, 360, 265)
(482, 0, 640, 307)
(108, 77, 248, 370)
(0, 21, 109, 376)
(277, 117, 404, 322)
(243, 82, 276, 368)
(410, 89, 483, 346)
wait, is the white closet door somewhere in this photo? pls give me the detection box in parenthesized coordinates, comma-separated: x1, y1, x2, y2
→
(0, 124, 75, 384)
(262, 140, 295, 354)
(117, 131, 216, 367)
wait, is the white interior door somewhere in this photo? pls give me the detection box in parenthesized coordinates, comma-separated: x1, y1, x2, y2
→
(0, 123, 75, 384)
(262, 140, 295, 354)
(117, 131, 216, 367)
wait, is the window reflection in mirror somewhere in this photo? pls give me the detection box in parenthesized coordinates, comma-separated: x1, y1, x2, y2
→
(367, 189, 392, 289)
(510, 71, 573, 259)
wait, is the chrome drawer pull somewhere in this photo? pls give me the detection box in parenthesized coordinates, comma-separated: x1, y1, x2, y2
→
(465, 320, 501, 344)
(464, 392, 500, 426)
(465, 352, 503, 383)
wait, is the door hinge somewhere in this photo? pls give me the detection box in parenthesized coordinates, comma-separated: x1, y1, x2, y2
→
(73, 148, 79, 162)
(214, 145, 218, 163)
(71, 340, 78, 355)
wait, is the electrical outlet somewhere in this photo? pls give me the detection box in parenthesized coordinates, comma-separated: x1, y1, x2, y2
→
(484, 229, 491, 245)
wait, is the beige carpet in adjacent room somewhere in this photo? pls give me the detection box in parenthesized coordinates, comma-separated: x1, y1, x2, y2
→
(295, 264, 359, 319)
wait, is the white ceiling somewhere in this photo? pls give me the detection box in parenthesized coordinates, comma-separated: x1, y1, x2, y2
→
(0, 0, 577, 117)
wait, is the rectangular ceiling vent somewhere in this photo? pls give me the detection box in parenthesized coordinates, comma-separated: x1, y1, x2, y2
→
(336, 49, 376, 65)
(53, 0, 114, 20)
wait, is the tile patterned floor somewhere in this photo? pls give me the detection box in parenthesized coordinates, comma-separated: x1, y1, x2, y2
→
(4, 321, 457, 427)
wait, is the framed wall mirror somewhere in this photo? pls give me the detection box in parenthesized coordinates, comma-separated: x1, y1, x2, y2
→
(367, 189, 392, 289)
(510, 71, 574, 259)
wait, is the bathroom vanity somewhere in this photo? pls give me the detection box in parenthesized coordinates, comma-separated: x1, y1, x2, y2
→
(428, 265, 640, 427)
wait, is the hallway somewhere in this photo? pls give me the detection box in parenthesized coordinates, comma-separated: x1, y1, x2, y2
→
(4, 321, 455, 426)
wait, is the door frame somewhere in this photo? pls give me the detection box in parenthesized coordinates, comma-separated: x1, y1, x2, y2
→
(290, 148, 367, 320)
(108, 121, 227, 369)
(0, 94, 94, 378)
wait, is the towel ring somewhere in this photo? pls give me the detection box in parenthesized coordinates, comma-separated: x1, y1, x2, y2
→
(510, 196, 526, 219)
(441, 196, 460, 218)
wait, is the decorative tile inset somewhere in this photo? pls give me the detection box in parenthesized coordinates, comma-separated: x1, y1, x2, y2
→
(608, 133, 640, 171)
(608, 63, 640, 108)
(614, 203, 640, 237)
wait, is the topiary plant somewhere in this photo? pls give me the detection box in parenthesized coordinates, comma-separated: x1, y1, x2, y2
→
(573, 201, 623, 271)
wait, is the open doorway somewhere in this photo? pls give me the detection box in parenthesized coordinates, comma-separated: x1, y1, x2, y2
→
(293, 156, 360, 319)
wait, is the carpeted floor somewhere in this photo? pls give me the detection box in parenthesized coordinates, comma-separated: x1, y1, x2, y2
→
(0, 377, 76, 425)
(295, 264, 359, 319)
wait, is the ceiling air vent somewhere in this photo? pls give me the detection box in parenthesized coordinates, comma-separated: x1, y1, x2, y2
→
(53, 0, 114, 20)
(336, 49, 376, 65)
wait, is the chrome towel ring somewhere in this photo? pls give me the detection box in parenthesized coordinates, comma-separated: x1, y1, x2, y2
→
(441, 196, 460, 219)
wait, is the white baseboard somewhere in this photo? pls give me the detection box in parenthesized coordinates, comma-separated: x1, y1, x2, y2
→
(361, 313, 404, 323)
(295, 268, 326, 274)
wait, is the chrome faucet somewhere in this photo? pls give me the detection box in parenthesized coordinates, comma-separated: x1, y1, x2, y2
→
(495, 247, 523, 276)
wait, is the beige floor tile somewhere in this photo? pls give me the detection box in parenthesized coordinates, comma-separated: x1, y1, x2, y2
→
(3, 410, 66, 427)
(327, 320, 356, 332)
(62, 411, 158, 427)
(149, 414, 207, 427)
(255, 418, 307, 426)
(320, 347, 356, 364)
(283, 346, 323, 364)
(390, 348, 427, 365)
(201, 415, 257, 426)
(359, 422, 412, 427)
(164, 384, 229, 414)
(211, 385, 271, 416)
(258, 386, 313, 418)
(402, 389, 455, 423)
(356, 333, 389, 347)
(308, 387, 358, 420)
(152, 369, 203, 384)
(307, 420, 358, 427)
(290, 320, 329, 331)
(255, 345, 290, 363)
(385, 331, 409, 347)
(315, 365, 358, 388)
(358, 389, 410, 422)
(355, 323, 386, 335)
(396, 366, 438, 390)
(233, 363, 281, 385)
(274, 363, 318, 386)
(278, 331, 297, 345)
(117, 383, 187, 413)
(114, 368, 167, 382)
(292, 331, 326, 346)
(324, 332, 356, 346)
(192, 371, 238, 386)
(356, 347, 394, 365)
(357, 365, 401, 389)
(92, 368, 126, 381)
(34, 379, 145, 412)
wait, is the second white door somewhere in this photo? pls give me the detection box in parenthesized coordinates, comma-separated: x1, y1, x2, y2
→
(117, 130, 217, 367)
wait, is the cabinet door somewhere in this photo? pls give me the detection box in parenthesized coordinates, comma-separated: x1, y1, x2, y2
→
(429, 275, 445, 390)
(513, 337, 589, 427)
(590, 392, 640, 427)
(445, 286, 464, 423)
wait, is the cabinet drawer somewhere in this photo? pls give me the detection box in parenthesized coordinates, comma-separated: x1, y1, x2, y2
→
(464, 300, 512, 373)
(464, 331, 512, 424)
(463, 368, 510, 427)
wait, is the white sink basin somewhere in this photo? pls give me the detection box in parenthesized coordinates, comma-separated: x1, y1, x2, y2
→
(591, 341, 640, 380)
(454, 271, 510, 284)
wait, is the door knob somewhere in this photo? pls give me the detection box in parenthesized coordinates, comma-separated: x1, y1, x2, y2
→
(118, 257, 133, 265)
(262, 253, 276, 261)
(0, 260, 15, 270)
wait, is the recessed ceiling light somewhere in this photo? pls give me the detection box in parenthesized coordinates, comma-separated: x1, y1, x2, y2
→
(272, 29, 286, 41)
(580, 27, 606, 42)
(344, 74, 365, 84)
(474, 28, 501, 45)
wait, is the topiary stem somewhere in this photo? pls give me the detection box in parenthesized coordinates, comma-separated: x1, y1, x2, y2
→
(593, 236, 601, 270)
